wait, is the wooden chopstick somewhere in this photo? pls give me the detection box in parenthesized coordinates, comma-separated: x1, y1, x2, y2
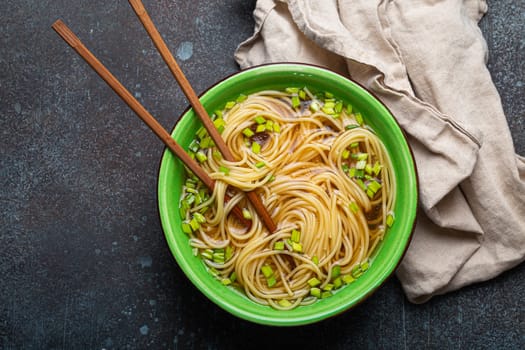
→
(51, 19, 249, 225)
(127, 0, 277, 233)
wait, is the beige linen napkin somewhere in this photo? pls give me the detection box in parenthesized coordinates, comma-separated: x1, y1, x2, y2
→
(234, 0, 525, 303)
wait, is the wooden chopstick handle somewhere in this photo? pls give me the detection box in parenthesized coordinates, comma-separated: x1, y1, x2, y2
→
(128, 1, 277, 233)
(51, 19, 252, 224)
(127, 0, 232, 160)
(52, 20, 214, 190)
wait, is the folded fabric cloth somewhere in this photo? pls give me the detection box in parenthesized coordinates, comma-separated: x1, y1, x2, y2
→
(234, 0, 525, 303)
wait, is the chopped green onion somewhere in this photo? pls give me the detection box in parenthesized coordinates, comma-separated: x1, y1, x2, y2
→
(225, 101, 236, 109)
(324, 92, 334, 98)
(321, 106, 335, 114)
(368, 180, 382, 194)
(200, 136, 213, 149)
(201, 249, 213, 260)
(193, 212, 206, 224)
(321, 291, 332, 299)
(333, 277, 343, 289)
(225, 246, 234, 261)
(351, 265, 363, 278)
(349, 201, 360, 214)
(255, 124, 266, 133)
(261, 265, 273, 278)
(309, 101, 320, 112)
(342, 275, 355, 284)
(221, 278, 232, 285)
(213, 253, 224, 264)
(196, 126, 208, 140)
(181, 222, 192, 235)
(255, 161, 265, 169)
(373, 161, 382, 176)
(255, 124, 267, 133)
(179, 206, 187, 219)
(185, 187, 198, 194)
(291, 229, 301, 243)
(310, 287, 321, 298)
(273, 123, 281, 133)
(219, 165, 230, 175)
(312, 255, 319, 265)
(356, 160, 367, 170)
(185, 194, 195, 205)
(251, 142, 261, 154)
(361, 261, 369, 271)
(254, 115, 266, 124)
(267, 276, 277, 287)
(355, 112, 364, 125)
(278, 299, 291, 307)
(357, 153, 368, 161)
(365, 163, 373, 175)
(331, 265, 341, 279)
(242, 208, 252, 220)
(291, 242, 303, 253)
(213, 118, 226, 133)
(342, 149, 350, 160)
(195, 151, 207, 163)
(236, 94, 247, 103)
(324, 101, 335, 109)
(345, 124, 359, 130)
(214, 118, 225, 128)
(291, 95, 301, 108)
(308, 277, 321, 287)
(214, 110, 223, 118)
(242, 128, 254, 137)
(299, 89, 306, 100)
(386, 213, 395, 227)
(194, 193, 202, 206)
(335, 101, 343, 113)
(189, 217, 200, 231)
(199, 188, 208, 199)
(188, 139, 200, 152)
(346, 104, 353, 114)
(230, 271, 237, 283)
(274, 241, 285, 251)
(323, 283, 334, 291)
(212, 150, 222, 159)
(350, 142, 359, 148)
(285, 87, 299, 94)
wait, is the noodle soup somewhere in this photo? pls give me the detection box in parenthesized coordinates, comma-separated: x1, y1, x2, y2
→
(158, 63, 417, 326)
(179, 87, 395, 310)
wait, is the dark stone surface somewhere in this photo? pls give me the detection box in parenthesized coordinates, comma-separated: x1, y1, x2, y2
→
(1, 0, 523, 349)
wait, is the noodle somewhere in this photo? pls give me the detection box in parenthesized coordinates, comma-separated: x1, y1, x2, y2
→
(179, 88, 396, 310)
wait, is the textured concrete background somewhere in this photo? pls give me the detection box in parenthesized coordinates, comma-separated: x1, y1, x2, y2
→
(1, 0, 523, 349)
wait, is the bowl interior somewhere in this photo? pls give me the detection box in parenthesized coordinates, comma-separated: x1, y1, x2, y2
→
(158, 63, 417, 326)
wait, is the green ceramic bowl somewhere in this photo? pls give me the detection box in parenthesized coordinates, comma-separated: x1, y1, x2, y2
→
(158, 63, 418, 326)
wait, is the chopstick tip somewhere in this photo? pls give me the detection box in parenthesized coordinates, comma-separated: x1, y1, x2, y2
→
(128, 0, 146, 14)
(52, 19, 64, 29)
(51, 19, 81, 48)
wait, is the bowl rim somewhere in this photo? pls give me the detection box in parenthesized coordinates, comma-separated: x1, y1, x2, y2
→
(156, 62, 419, 326)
